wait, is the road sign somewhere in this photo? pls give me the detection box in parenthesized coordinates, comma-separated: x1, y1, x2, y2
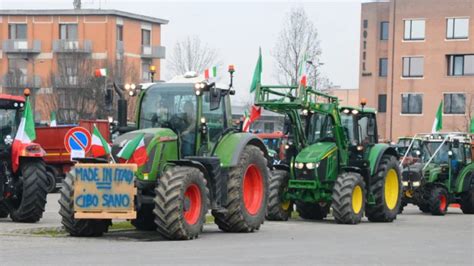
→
(64, 127, 92, 159)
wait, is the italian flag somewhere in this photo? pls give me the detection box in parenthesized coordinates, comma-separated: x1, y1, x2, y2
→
(242, 105, 262, 132)
(95, 68, 107, 77)
(204, 66, 217, 80)
(91, 125, 111, 158)
(11, 97, 36, 172)
(242, 110, 250, 132)
(298, 54, 308, 87)
(117, 133, 148, 166)
(431, 101, 443, 133)
(250, 48, 262, 93)
(50, 111, 57, 127)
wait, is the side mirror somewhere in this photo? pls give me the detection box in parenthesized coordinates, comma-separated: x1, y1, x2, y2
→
(210, 88, 222, 111)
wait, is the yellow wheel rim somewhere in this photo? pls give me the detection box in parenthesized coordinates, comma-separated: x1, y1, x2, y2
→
(352, 185, 363, 214)
(281, 201, 291, 211)
(384, 169, 399, 210)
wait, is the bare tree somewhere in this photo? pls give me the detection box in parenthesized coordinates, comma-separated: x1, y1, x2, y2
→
(167, 36, 222, 78)
(272, 7, 331, 91)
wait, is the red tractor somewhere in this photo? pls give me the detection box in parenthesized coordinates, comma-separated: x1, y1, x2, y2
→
(0, 92, 48, 222)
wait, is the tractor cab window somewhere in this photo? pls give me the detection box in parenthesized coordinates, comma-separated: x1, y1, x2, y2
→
(464, 144, 472, 164)
(307, 113, 335, 144)
(358, 114, 377, 145)
(0, 109, 19, 145)
(202, 90, 225, 143)
(139, 85, 197, 156)
(422, 142, 449, 164)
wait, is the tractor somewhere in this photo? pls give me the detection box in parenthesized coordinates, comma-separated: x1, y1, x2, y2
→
(257, 131, 288, 165)
(59, 69, 270, 240)
(0, 91, 48, 222)
(255, 84, 402, 224)
(400, 133, 474, 215)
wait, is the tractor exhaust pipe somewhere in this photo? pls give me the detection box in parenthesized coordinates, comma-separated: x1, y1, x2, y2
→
(113, 82, 128, 130)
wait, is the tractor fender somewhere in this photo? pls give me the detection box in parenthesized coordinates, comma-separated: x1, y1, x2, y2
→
(168, 159, 210, 179)
(213, 132, 269, 168)
(454, 164, 474, 193)
(368, 143, 399, 176)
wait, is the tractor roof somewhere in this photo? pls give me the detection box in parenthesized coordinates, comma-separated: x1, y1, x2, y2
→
(417, 132, 472, 143)
(0, 94, 25, 102)
(339, 105, 376, 114)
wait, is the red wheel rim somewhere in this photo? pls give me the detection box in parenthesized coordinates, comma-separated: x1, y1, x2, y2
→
(243, 164, 264, 215)
(184, 184, 202, 225)
(439, 194, 447, 212)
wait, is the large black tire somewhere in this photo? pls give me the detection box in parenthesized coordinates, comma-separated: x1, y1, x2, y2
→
(366, 155, 401, 222)
(429, 186, 448, 216)
(213, 145, 269, 232)
(266, 170, 291, 221)
(9, 159, 48, 223)
(296, 202, 330, 220)
(59, 172, 111, 236)
(45, 168, 57, 194)
(332, 172, 366, 224)
(153, 166, 209, 240)
(460, 189, 474, 214)
(418, 188, 431, 213)
(131, 204, 157, 231)
(0, 201, 9, 218)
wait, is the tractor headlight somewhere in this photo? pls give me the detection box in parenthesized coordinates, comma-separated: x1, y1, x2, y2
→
(305, 162, 319, 170)
(412, 181, 421, 187)
(295, 162, 305, 169)
(402, 181, 409, 186)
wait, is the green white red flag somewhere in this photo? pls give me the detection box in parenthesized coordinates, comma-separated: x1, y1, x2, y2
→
(117, 133, 148, 166)
(298, 54, 308, 87)
(250, 48, 262, 93)
(95, 68, 107, 77)
(91, 125, 111, 158)
(11, 97, 36, 172)
(204, 66, 217, 80)
(431, 101, 443, 133)
(242, 105, 262, 132)
(50, 111, 57, 127)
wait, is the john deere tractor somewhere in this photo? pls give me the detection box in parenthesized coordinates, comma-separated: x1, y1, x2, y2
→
(400, 133, 474, 215)
(59, 69, 270, 240)
(255, 84, 401, 224)
(0, 92, 48, 223)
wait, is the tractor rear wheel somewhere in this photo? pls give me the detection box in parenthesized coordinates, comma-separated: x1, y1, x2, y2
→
(460, 189, 474, 214)
(332, 172, 366, 224)
(153, 166, 209, 240)
(0, 201, 9, 218)
(213, 145, 269, 232)
(45, 167, 57, 193)
(266, 170, 292, 221)
(132, 204, 157, 231)
(9, 159, 48, 223)
(296, 202, 330, 220)
(429, 186, 448, 216)
(59, 172, 111, 236)
(366, 155, 401, 222)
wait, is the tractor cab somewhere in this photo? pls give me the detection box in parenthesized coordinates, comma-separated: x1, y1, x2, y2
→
(339, 105, 378, 154)
(0, 94, 24, 154)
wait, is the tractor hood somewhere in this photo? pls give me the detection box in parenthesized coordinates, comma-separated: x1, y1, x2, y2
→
(295, 142, 337, 163)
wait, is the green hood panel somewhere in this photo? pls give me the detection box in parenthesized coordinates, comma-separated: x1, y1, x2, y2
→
(296, 142, 337, 163)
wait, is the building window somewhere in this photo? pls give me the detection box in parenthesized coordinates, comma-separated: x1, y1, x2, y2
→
(117, 25, 123, 41)
(141, 60, 151, 82)
(363, 52, 366, 60)
(59, 24, 78, 40)
(363, 20, 368, 29)
(7, 59, 28, 86)
(444, 93, 465, 114)
(447, 18, 469, 39)
(402, 57, 424, 78)
(378, 94, 387, 112)
(380, 21, 389, 40)
(8, 24, 27, 39)
(379, 58, 388, 77)
(404, 19, 425, 40)
(141, 29, 151, 46)
(448, 54, 474, 76)
(363, 41, 366, 49)
(401, 93, 423, 114)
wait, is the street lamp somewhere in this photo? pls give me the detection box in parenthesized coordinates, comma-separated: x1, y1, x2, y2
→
(306, 60, 324, 90)
(149, 65, 156, 82)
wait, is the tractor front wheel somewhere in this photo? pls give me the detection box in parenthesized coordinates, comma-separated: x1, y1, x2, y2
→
(429, 186, 448, 216)
(266, 170, 292, 221)
(213, 145, 269, 232)
(153, 166, 209, 240)
(9, 159, 48, 223)
(366, 155, 401, 222)
(460, 189, 474, 214)
(132, 204, 157, 231)
(332, 172, 366, 224)
(59, 172, 111, 236)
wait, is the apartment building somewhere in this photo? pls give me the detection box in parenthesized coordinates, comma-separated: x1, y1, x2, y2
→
(360, 0, 473, 141)
(0, 9, 167, 120)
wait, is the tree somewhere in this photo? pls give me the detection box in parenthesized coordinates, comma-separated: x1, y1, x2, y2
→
(272, 7, 331, 91)
(167, 36, 222, 78)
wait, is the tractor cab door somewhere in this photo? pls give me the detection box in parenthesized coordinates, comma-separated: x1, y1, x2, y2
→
(356, 113, 378, 147)
(197, 89, 228, 155)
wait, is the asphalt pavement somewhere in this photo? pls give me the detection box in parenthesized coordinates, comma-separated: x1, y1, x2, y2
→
(0, 193, 473, 265)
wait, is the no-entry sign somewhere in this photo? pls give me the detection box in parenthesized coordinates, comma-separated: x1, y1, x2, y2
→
(64, 127, 92, 159)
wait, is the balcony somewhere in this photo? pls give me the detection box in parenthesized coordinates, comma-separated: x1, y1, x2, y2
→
(2, 39, 41, 54)
(53, 40, 92, 53)
(2, 74, 42, 88)
(141, 45, 166, 59)
(53, 76, 80, 89)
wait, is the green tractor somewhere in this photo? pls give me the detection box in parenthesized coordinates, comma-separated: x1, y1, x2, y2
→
(59, 70, 270, 240)
(400, 133, 474, 215)
(255, 84, 402, 224)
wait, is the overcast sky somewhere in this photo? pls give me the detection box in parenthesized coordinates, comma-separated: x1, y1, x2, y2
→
(0, 0, 363, 105)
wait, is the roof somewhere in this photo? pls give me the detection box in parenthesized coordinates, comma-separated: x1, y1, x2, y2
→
(0, 94, 25, 102)
(0, 9, 168, 25)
